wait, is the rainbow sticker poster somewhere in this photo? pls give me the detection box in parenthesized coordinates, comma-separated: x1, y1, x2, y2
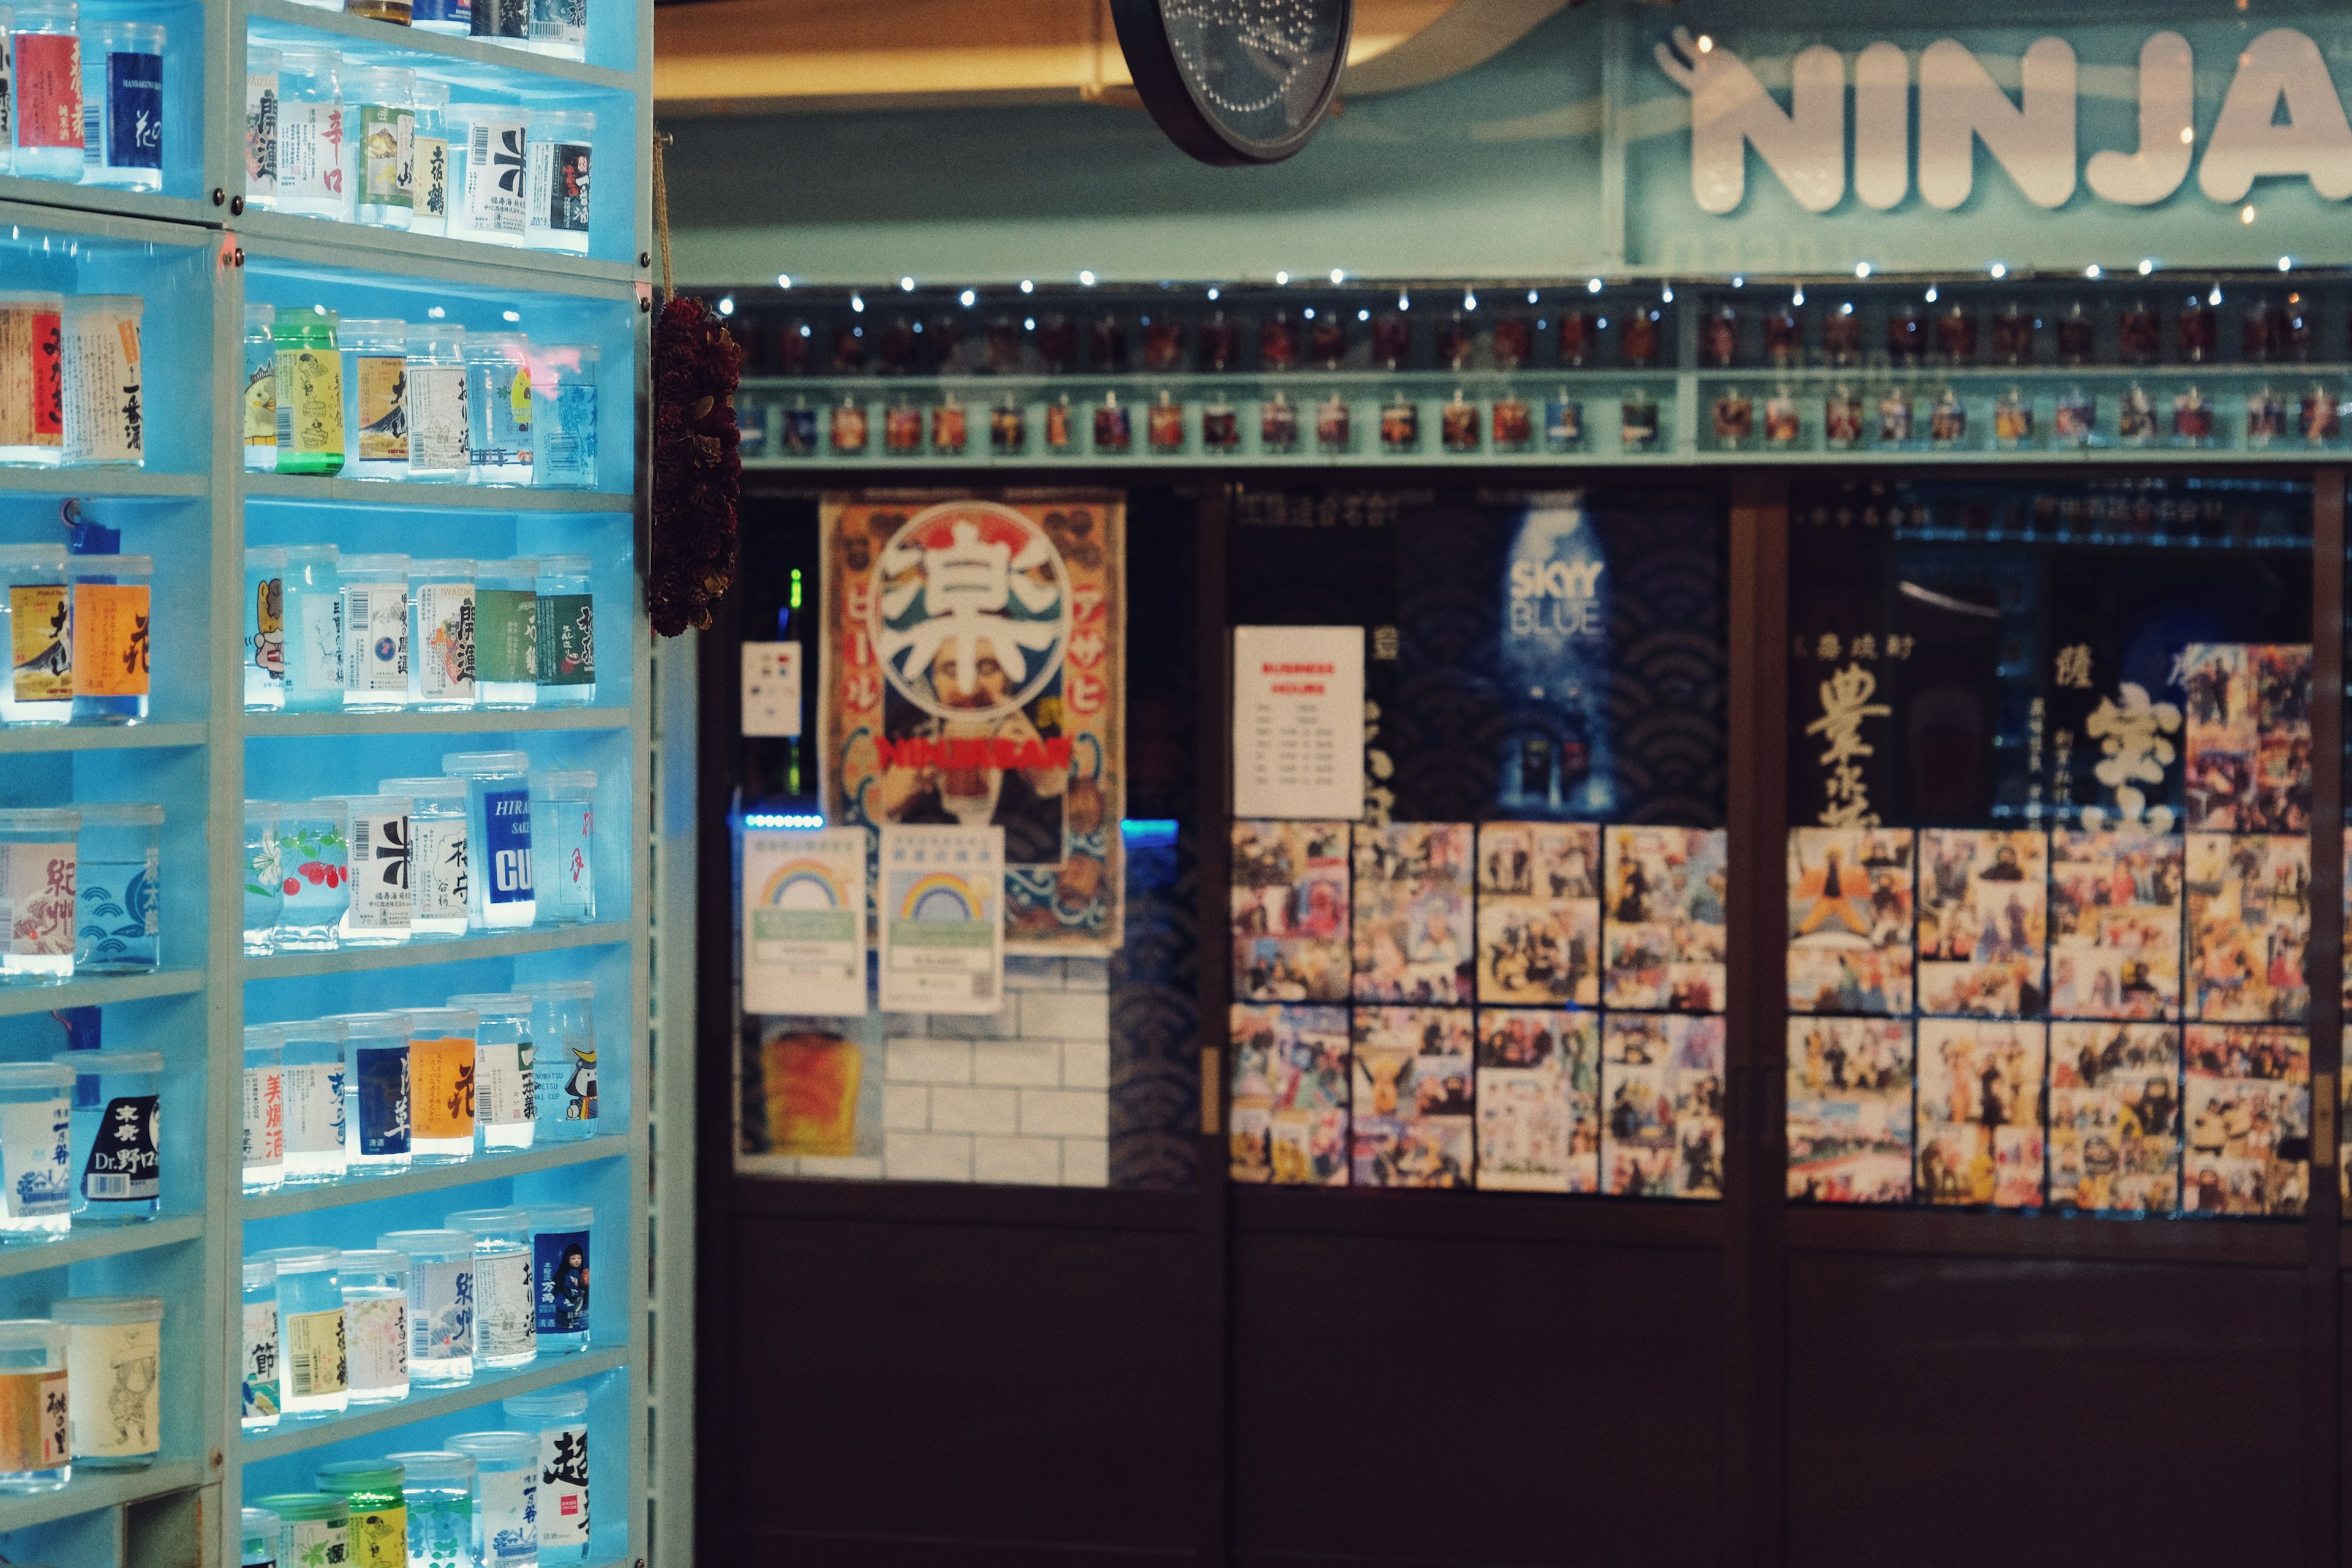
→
(878, 823, 1006, 1015)
(743, 828, 869, 1017)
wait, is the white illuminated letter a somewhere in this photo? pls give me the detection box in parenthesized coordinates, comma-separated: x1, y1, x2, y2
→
(1656, 28, 1845, 214)
(2197, 28, 2352, 203)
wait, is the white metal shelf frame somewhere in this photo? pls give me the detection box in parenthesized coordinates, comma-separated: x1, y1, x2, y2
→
(0, 2, 663, 1562)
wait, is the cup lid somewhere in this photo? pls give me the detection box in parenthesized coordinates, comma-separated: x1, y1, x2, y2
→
(276, 1017, 349, 1042)
(444, 993, 533, 1016)
(480, 557, 539, 579)
(405, 1008, 479, 1032)
(51, 1295, 164, 1325)
(533, 1205, 593, 1230)
(249, 1493, 350, 1525)
(0, 1063, 72, 1091)
(442, 750, 531, 776)
(385, 1450, 476, 1486)
(334, 1249, 408, 1278)
(376, 1229, 473, 1255)
(242, 1256, 277, 1286)
(537, 554, 590, 575)
(0, 1320, 63, 1352)
(246, 546, 288, 567)
(530, 980, 595, 1001)
(408, 559, 476, 578)
(243, 1023, 284, 1051)
(443, 1207, 530, 1235)
(74, 803, 164, 828)
(446, 1431, 537, 1464)
(0, 545, 67, 569)
(252, 1245, 339, 1272)
(337, 554, 410, 575)
(379, 777, 466, 801)
(0, 809, 80, 833)
(531, 770, 597, 793)
(55, 1049, 164, 1074)
(70, 554, 152, 575)
(241, 1507, 282, 1539)
(316, 1459, 407, 1490)
(503, 1388, 588, 1420)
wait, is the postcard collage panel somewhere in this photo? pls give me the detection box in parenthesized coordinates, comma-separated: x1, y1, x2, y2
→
(1232, 821, 1725, 1197)
(1786, 814, 2310, 1215)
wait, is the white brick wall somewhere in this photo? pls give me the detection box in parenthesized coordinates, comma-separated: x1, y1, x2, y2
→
(865, 954, 1113, 1188)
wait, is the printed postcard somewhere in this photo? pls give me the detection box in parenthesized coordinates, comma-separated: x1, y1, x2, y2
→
(2048, 1022, 2181, 1213)
(1229, 1003, 1352, 1186)
(1916, 829, 2048, 1018)
(1600, 1014, 1725, 1199)
(2184, 1023, 2309, 1216)
(1785, 827, 1914, 1015)
(1231, 821, 1351, 1003)
(2182, 643, 2310, 832)
(1786, 1017, 1914, 1204)
(1473, 1008, 1599, 1193)
(2186, 832, 2310, 1023)
(1602, 826, 1728, 1012)
(1476, 822, 1602, 1007)
(1350, 1007, 1476, 1188)
(1351, 822, 1475, 1005)
(2048, 829, 2183, 1021)
(1915, 1019, 2048, 1208)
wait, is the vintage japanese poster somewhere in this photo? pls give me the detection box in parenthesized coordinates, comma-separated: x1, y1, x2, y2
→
(1915, 829, 2048, 1017)
(1601, 826, 1727, 1012)
(2183, 1023, 2309, 1216)
(820, 492, 1123, 954)
(1476, 822, 1601, 1007)
(1350, 823, 1474, 1005)
(2185, 832, 2310, 1023)
(1785, 1017, 1914, 1204)
(1230, 821, 1351, 1003)
(1600, 1014, 1724, 1199)
(1472, 1008, 1598, 1193)
(1349, 1007, 1474, 1188)
(1227, 1003, 1349, 1186)
(1785, 827, 1913, 1016)
(2048, 829, 2183, 1021)
(2180, 643, 2310, 832)
(2048, 1022, 2180, 1213)
(1915, 1019, 2048, 1208)
(875, 824, 1004, 1015)
(741, 827, 867, 1017)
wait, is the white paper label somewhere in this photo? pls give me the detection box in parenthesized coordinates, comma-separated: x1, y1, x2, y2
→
(415, 582, 477, 702)
(60, 307, 141, 465)
(741, 641, 802, 736)
(1231, 626, 1366, 820)
(0, 843, 75, 959)
(478, 1039, 534, 1126)
(346, 587, 408, 693)
(537, 1423, 590, 1555)
(281, 1060, 345, 1155)
(476, 1250, 535, 1359)
(284, 1306, 346, 1398)
(243, 1063, 284, 1164)
(479, 1468, 537, 1567)
(344, 1295, 407, 1391)
(345, 807, 412, 931)
(462, 113, 529, 237)
(410, 817, 468, 924)
(278, 100, 341, 208)
(407, 363, 469, 474)
(0, 1095, 71, 1218)
(297, 592, 345, 691)
(66, 1319, 157, 1458)
(410, 1257, 473, 1360)
(742, 828, 867, 1016)
(876, 824, 1004, 1015)
(241, 1298, 279, 1421)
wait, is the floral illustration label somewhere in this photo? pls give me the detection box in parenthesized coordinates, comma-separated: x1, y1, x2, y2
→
(409, 1033, 475, 1141)
(284, 1306, 346, 1399)
(415, 583, 476, 703)
(476, 1250, 533, 1359)
(285, 1517, 348, 1568)
(81, 1094, 159, 1202)
(345, 1295, 407, 1393)
(2, 842, 76, 958)
(354, 1042, 410, 1157)
(69, 582, 149, 697)
(411, 1257, 474, 1360)
(281, 1059, 345, 1155)
(65, 1318, 157, 1457)
(0, 1094, 70, 1218)
(241, 1297, 279, 1420)
(8, 583, 70, 701)
(533, 1229, 589, 1335)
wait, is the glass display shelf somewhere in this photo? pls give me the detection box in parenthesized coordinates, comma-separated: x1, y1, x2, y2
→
(0, 175, 208, 228)
(0, 470, 208, 498)
(0, 970, 204, 1019)
(232, 208, 642, 290)
(243, 473, 636, 511)
(241, 1133, 631, 1220)
(0, 1463, 207, 1536)
(243, 921, 630, 978)
(0, 1215, 204, 1281)
(236, 1346, 627, 1461)
(247, 0, 635, 89)
(241, 707, 633, 737)
(0, 723, 209, 755)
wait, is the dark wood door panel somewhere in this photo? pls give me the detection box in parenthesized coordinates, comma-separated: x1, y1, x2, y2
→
(1788, 1251, 2303, 1568)
(1231, 1232, 1727, 1567)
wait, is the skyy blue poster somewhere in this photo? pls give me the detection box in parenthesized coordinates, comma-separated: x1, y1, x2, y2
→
(1495, 497, 1611, 819)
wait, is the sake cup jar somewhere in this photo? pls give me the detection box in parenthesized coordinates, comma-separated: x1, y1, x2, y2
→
(0, 810, 80, 984)
(72, 804, 161, 974)
(0, 1321, 69, 1491)
(241, 804, 284, 957)
(53, 1295, 162, 1469)
(251, 1245, 345, 1419)
(0, 1065, 72, 1244)
(0, 546, 72, 726)
(56, 1049, 163, 1225)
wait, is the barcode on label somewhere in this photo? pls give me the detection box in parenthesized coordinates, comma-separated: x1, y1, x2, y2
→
(470, 121, 489, 185)
(276, 398, 293, 450)
(82, 105, 100, 164)
(290, 1351, 326, 1396)
(85, 1174, 132, 1198)
(355, 817, 372, 864)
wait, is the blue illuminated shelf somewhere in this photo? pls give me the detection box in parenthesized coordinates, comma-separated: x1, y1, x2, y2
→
(0, 969, 203, 1019)
(244, 922, 630, 979)
(0, 468, 207, 497)
(0, 174, 208, 228)
(237, 1346, 627, 1461)
(244, 472, 634, 510)
(242, 707, 631, 737)
(0, 722, 209, 755)
(0, 1215, 204, 1280)
(242, 1135, 631, 1219)
(245, 0, 636, 91)
(233, 209, 643, 290)
(0, 1462, 207, 1535)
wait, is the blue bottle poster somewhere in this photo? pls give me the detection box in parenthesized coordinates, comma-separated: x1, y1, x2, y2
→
(1496, 497, 1612, 818)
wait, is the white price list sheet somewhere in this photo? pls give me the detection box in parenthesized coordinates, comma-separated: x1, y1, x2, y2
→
(1231, 626, 1365, 821)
